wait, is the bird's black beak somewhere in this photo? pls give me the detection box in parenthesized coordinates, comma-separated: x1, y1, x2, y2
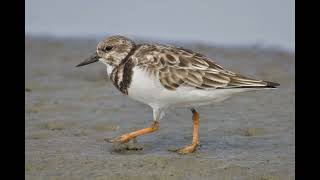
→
(76, 53, 99, 67)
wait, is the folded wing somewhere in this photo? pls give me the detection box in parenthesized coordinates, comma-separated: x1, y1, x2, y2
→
(134, 44, 279, 90)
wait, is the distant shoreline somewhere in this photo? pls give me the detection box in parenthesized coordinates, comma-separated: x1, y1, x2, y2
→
(25, 34, 295, 55)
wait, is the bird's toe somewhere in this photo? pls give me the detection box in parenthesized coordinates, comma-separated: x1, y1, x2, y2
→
(168, 144, 198, 154)
(104, 135, 131, 143)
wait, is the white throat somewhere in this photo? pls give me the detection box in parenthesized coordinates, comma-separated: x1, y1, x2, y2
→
(99, 58, 115, 77)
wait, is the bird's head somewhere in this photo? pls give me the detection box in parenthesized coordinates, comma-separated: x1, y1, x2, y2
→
(76, 35, 135, 67)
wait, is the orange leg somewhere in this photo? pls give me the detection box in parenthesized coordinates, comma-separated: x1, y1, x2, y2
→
(172, 108, 200, 154)
(106, 121, 159, 143)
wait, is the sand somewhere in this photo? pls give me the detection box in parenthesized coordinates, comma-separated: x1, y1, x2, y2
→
(25, 36, 295, 180)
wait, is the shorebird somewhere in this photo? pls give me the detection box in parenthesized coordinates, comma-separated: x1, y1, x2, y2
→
(76, 35, 279, 154)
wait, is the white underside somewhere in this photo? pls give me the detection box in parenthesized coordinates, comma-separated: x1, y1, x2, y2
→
(101, 62, 270, 121)
(128, 67, 259, 110)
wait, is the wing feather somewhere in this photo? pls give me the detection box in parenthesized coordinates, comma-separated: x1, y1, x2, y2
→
(134, 44, 272, 90)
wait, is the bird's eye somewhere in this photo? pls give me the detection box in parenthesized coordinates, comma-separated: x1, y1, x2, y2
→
(105, 46, 113, 51)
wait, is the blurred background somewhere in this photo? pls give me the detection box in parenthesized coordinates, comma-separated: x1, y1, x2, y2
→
(26, 1, 295, 179)
(26, 0, 294, 52)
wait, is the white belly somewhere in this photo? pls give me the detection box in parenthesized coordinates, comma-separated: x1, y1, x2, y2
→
(128, 67, 250, 109)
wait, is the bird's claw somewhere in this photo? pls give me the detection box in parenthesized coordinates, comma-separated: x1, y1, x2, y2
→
(168, 144, 198, 154)
(104, 135, 131, 143)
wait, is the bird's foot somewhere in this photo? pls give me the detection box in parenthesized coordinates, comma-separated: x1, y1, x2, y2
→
(105, 134, 132, 144)
(104, 121, 159, 144)
(168, 143, 198, 154)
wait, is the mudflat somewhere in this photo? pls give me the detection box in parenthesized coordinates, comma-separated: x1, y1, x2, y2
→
(25, 36, 295, 180)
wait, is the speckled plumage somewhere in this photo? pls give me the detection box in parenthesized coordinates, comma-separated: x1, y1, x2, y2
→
(133, 44, 278, 90)
(94, 35, 278, 95)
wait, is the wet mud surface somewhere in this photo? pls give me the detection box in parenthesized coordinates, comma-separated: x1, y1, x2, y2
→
(26, 36, 295, 179)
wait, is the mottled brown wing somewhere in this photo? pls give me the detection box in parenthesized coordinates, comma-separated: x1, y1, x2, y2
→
(134, 44, 270, 90)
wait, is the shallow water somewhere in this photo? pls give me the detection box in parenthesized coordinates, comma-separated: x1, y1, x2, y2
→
(25, 36, 295, 179)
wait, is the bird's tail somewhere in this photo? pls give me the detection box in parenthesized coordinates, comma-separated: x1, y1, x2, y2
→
(222, 75, 280, 89)
(263, 81, 280, 88)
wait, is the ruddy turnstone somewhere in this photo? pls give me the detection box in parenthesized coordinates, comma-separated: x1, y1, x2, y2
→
(76, 35, 279, 154)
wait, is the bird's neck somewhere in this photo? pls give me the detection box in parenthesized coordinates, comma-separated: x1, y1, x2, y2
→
(106, 53, 136, 95)
(106, 63, 115, 78)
